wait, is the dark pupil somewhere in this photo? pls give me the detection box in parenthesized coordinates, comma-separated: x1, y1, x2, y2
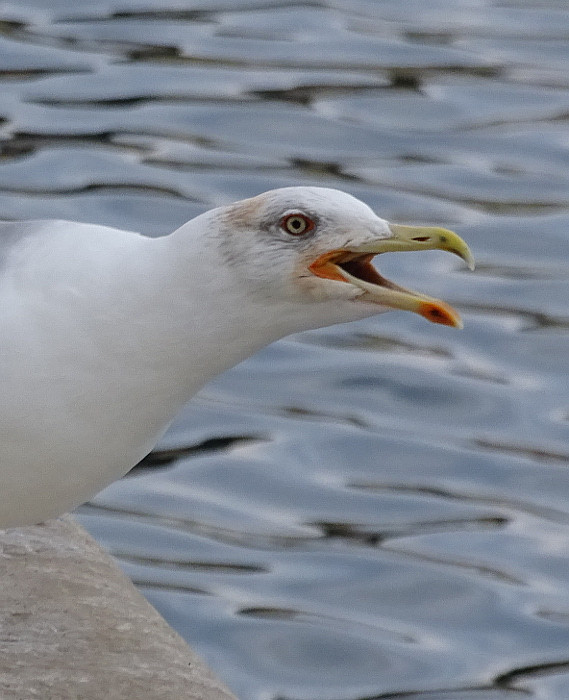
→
(291, 218, 303, 230)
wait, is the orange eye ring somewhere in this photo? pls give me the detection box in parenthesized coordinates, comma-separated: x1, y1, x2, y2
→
(280, 213, 315, 236)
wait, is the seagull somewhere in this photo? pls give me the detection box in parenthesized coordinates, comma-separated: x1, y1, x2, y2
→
(0, 187, 473, 528)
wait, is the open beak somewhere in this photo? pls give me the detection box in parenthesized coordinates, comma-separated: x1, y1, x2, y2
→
(308, 224, 475, 328)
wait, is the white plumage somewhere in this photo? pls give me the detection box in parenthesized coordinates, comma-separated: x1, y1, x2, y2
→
(0, 187, 473, 527)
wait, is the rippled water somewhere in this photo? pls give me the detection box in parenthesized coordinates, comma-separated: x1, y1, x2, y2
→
(2, 1, 569, 698)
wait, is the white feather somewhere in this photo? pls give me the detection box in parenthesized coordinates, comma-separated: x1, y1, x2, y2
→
(0, 188, 411, 526)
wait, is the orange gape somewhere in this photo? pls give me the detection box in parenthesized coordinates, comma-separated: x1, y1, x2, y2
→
(308, 249, 351, 282)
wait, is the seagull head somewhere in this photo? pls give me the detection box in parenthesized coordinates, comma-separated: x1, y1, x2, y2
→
(214, 187, 474, 330)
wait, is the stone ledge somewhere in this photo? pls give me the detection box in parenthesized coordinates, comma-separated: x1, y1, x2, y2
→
(0, 515, 236, 700)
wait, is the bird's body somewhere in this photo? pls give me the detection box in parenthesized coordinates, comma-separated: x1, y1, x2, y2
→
(0, 187, 473, 527)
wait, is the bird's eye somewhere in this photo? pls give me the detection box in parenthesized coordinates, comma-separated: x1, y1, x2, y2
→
(280, 213, 315, 236)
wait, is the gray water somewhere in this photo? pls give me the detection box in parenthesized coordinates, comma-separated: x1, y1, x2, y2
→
(1, 1, 569, 698)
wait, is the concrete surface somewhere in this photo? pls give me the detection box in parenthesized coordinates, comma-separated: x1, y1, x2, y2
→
(0, 515, 237, 700)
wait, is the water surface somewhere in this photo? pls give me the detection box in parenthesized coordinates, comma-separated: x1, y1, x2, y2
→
(1, 1, 569, 698)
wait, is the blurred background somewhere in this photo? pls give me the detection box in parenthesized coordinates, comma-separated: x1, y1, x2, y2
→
(1, 1, 569, 698)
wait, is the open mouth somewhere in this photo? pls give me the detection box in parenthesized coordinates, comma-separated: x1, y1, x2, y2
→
(308, 225, 474, 328)
(308, 250, 385, 285)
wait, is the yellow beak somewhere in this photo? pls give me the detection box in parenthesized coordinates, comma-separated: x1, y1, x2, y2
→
(308, 225, 474, 328)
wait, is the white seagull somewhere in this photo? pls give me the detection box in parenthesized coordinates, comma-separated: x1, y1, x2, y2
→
(0, 187, 473, 528)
